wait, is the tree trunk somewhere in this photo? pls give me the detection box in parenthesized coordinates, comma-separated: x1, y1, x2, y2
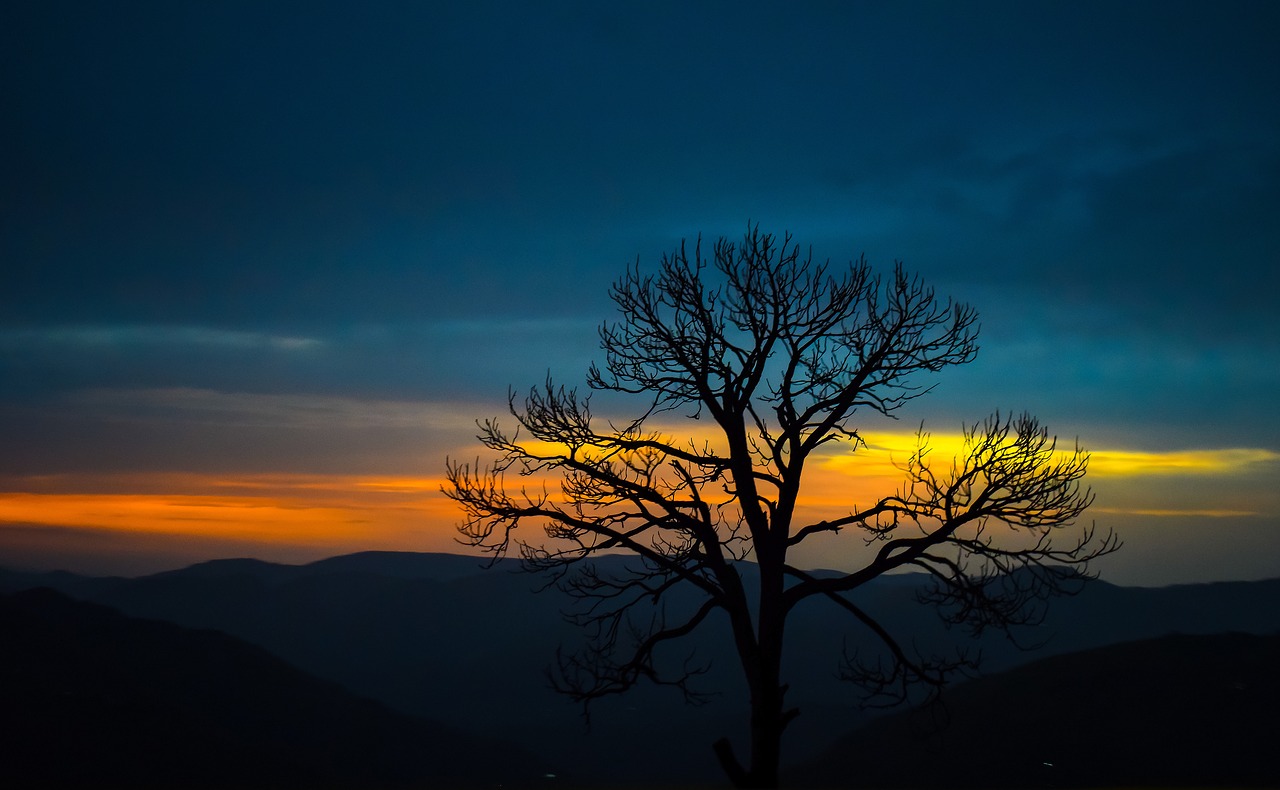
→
(713, 670, 788, 789)
(733, 553, 792, 789)
(745, 676, 785, 788)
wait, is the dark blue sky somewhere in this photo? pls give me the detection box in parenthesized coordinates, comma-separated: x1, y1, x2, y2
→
(2, 1, 1278, 581)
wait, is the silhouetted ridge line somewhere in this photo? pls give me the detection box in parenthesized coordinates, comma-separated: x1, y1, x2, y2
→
(3, 554, 1280, 786)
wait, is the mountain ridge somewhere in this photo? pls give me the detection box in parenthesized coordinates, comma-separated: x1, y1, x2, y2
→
(4, 551, 1279, 785)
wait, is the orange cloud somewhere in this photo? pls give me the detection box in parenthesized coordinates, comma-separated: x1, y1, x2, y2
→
(0, 473, 463, 553)
(3, 429, 1274, 559)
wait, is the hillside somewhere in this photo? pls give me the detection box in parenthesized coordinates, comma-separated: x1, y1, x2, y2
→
(4, 552, 1280, 785)
(0, 587, 542, 789)
(793, 631, 1280, 788)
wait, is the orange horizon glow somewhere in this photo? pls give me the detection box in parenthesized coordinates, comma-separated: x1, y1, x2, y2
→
(1, 433, 1275, 553)
(0, 473, 461, 553)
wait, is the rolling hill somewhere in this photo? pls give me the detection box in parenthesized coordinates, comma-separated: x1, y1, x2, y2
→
(0, 587, 542, 789)
(793, 631, 1280, 788)
(4, 551, 1280, 785)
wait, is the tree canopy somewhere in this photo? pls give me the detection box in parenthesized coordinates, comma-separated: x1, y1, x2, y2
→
(445, 226, 1119, 788)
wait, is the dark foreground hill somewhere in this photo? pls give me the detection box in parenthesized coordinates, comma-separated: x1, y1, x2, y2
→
(794, 631, 1280, 789)
(0, 588, 542, 789)
(5, 553, 1280, 785)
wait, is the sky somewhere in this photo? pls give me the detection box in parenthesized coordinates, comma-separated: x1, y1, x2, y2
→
(2, 1, 1278, 585)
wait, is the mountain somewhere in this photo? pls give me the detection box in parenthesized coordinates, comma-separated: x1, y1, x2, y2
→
(302, 550, 521, 580)
(0, 588, 542, 789)
(0, 566, 129, 598)
(1, 553, 747, 783)
(5, 552, 1280, 785)
(793, 631, 1280, 788)
(144, 550, 520, 584)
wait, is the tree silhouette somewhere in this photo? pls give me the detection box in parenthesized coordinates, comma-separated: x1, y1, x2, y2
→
(445, 226, 1119, 788)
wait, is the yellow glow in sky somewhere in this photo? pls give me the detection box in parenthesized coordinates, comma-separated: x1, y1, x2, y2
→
(1, 436, 1275, 564)
(821, 430, 1280, 480)
(1087, 447, 1280, 477)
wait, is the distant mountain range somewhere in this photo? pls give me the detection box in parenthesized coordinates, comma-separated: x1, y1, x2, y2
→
(4, 551, 1279, 786)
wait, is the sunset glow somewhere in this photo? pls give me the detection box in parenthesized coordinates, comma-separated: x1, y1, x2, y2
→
(817, 430, 1279, 482)
(1087, 448, 1280, 477)
(3, 431, 1273, 561)
(3, 2, 1277, 587)
(0, 473, 461, 558)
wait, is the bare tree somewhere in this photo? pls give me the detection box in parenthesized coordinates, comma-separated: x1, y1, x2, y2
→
(445, 226, 1119, 789)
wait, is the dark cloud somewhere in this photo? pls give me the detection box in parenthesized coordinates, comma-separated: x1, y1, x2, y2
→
(6, 1, 1276, 328)
(2, 0, 1277, 572)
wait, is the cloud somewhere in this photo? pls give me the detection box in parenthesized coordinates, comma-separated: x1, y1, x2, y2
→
(823, 429, 1280, 477)
(0, 387, 495, 477)
(0, 325, 325, 351)
(1089, 448, 1280, 478)
(1092, 508, 1258, 518)
(0, 471, 464, 554)
(64, 388, 474, 431)
(815, 428, 1278, 520)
